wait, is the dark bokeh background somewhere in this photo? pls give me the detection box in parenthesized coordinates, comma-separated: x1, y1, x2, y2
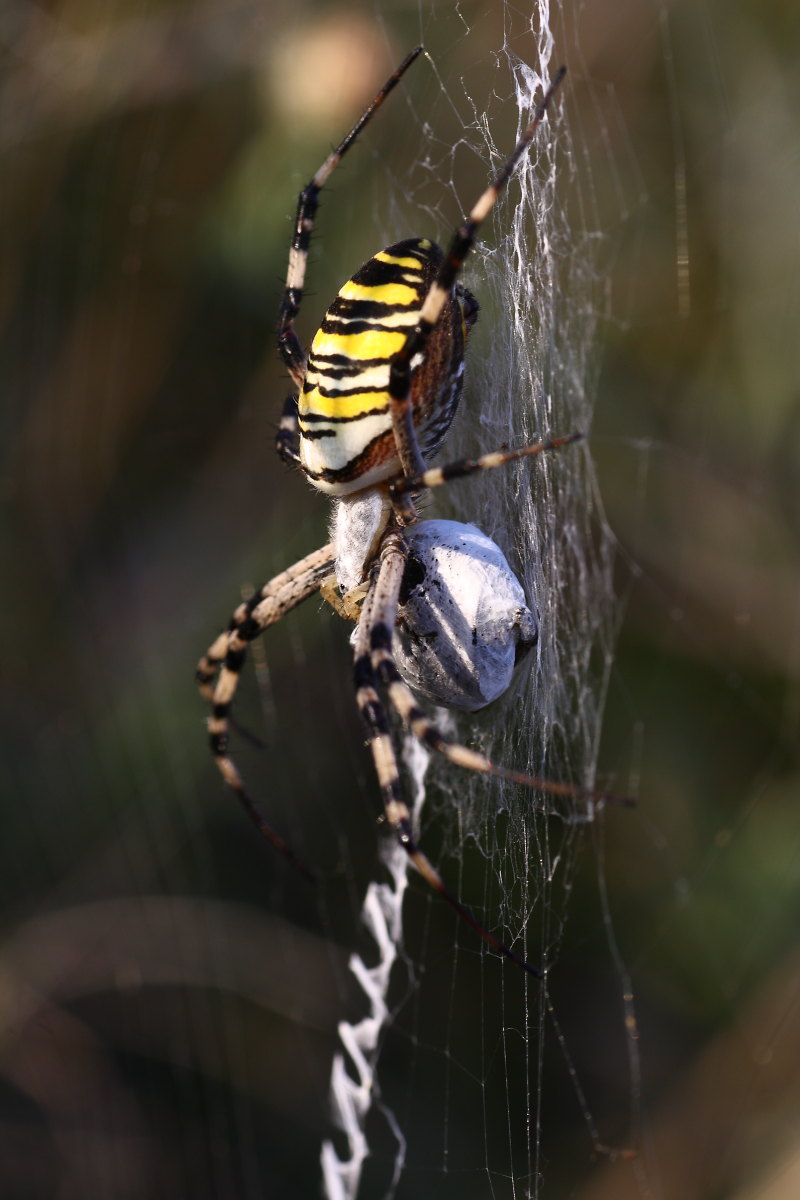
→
(1, 2, 798, 1198)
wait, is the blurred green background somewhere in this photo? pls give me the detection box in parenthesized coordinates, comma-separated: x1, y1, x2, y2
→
(1, 1, 798, 1198)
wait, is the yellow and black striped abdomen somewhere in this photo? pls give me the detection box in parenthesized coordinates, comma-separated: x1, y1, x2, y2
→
(298, 237, 477, 495)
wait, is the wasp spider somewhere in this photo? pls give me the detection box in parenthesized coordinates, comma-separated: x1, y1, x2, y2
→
(196, 48, 598, 976)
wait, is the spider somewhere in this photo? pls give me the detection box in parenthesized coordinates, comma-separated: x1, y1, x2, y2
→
(196, 48, 600, 976)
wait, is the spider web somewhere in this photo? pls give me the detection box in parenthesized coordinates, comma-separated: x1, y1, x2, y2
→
(311, 4, 800, 1198)
(2, 3, 798, 1199)
(321, 11, 631, 1199)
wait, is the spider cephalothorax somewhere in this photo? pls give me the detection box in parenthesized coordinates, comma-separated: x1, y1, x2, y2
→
(196, 49, 607, 976)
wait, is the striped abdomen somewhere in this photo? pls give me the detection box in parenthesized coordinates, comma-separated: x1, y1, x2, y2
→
(298, 237, 477, 495)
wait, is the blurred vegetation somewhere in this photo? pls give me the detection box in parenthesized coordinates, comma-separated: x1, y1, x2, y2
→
(1, 2, 798, 1198)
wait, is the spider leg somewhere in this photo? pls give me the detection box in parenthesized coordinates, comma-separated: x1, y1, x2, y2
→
(275, 394, 301, 468)
(370, 530, 631, 809)
(389, 432, 584, 498)
(198, 543, 335, 877)
(387, 68, 566, 478)
(354, 567, 542, 977)
(276, 46, 424, 384)
(196, 543, 335, 698)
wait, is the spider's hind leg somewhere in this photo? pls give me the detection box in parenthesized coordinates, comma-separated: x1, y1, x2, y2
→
(276, 46, 424, 381)
(384, 69, 566, 481)
(390, 432, 584, 501)
(275, 394, 302, 467)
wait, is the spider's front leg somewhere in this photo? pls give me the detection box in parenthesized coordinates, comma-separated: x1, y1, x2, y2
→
(197, 542, 335, 876)
(196, 544, 334, 698)
(367, 524, 632, 810)
(354, 530, 543, 977)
